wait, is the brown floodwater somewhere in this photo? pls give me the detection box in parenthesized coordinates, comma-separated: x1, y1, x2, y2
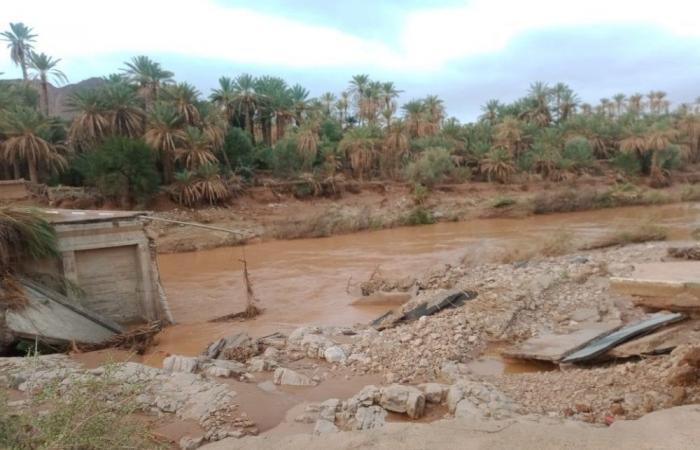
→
(144, 203, 700, 366)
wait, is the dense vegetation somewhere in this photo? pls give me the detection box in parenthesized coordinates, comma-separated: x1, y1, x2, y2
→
(1, 22, 699, 207)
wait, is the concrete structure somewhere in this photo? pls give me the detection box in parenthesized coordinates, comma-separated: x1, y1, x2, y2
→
(30, 209, 172, 326)
(611, 262, 700, 312)
(0, 179, 30, 201)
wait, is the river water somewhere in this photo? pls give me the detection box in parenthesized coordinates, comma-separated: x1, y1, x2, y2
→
(149, 203, 699, 362)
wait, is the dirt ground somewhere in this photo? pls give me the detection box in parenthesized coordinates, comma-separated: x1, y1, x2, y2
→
(145, 177, 698, 253)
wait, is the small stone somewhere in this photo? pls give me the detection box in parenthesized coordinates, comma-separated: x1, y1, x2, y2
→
(273, 368, 316, 386)
(671, 386, 687, 405)
(610, 402, 625, 416)
(163, 355, 198, 373)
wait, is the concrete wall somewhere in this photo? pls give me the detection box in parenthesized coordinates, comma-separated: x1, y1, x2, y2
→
(0, 180, 29, 201)
(26, 215, 170, 326)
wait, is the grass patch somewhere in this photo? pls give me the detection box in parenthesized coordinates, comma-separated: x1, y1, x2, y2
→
(531, 185, 675, 215)
(581, 223, 669, 250)
(681, 185, 700, 202)
(271, 206, 383, 239)
(0, 365, 160, 449)
(400, 207, 436, 226)
(498, 229, 576, 263)
(491, 196, 517, 208)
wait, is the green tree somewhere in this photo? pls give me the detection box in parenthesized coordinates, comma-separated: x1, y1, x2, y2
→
(1, 23, 36, 82)
(78, 137, 159, 205)
(27, 52, 68, 115)
(0, 106, 65, 182)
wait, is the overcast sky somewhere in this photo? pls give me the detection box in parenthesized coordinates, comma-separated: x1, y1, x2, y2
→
(3, 0, 700, 120)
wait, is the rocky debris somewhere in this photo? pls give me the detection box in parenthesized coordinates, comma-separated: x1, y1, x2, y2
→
(371, 289, 478, 330)
(378, 384, 426, 419)
(273, 368, 316, 386)
(666, 345, 700, 386)
(0, 355, 257, 443)
(246, 357, 278, 372)
(203, 333, 260, 362)
(164, 355, 200, 373)
(495, 344, 700, 424)
(180, 435, 205, 450)
(445, 380, 515, 419)
(668, 246, 700, 261)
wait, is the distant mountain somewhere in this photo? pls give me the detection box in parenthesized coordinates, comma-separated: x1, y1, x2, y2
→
(45, 77, 105, 119)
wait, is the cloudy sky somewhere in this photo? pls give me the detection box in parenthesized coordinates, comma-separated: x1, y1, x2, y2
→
(2, 0, 700, 120)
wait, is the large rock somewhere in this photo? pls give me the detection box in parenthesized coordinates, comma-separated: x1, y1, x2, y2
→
(379, 384, 426, 419)
(319, 398, 341, 421)
(324, 346, 347, 363)
(163, 355, 199, 373)
(273, 368, 316, 386)
(354, 406, 387, 430)
(419, 383, 448, 404)
(203, 333, 259, 362)
(313, 419, 338, 435)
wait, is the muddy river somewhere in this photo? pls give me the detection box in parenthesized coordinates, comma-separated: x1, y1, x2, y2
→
(150, 203, 699, 362)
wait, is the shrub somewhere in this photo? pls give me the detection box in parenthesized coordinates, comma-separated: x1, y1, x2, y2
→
(171, 164, 230, 207)
(76, 137, 160, 206)
(612, 151, 642, 176)
(0, 366, 158, 449)
(401, 206, 436, 226)
(563, 136, 594, 169)
(270, 135, 305, 177)
(404, 147, 456, 187)
(222, 127, 255, 174)
(480, 147, 516, 183)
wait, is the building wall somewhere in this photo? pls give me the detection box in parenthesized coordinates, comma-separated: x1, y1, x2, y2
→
(74, 245, 143, 323)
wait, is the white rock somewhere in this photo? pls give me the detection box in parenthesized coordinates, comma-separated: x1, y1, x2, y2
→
(313, 419, 339, 435)
(163, 355, 198, 373)
(263, 347, 280, 359)
(419, 383, 447, 404)
(454, 398, 480, 418)
(319, 398, 341, 421)
(446, 385, 465, 413)
(354, 406, 387, 430)
(205, 366, 231, 378)
(324, 346, 347, 363)
(379, 384, 426, 418)
(273, 368, 316, 386)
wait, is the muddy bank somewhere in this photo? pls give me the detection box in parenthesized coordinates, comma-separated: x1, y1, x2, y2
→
(147, 180, 700, 254)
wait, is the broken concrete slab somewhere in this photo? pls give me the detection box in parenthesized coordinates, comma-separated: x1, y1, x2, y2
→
(502, 323, 620, 362)
(562, 312, 686, 364)
(611, 262, 700, 299)
(6, 280, 119, 345)
(371, 289, 477, 330)
(607, 321, 700, 359)
(631, 291, 700, 313)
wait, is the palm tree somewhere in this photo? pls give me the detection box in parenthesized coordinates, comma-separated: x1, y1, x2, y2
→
(121, 56, 174, 112)
(1, 23, 36, 82)
(319, 92, 336, 117)
(423, 95, 444, 132)
(176, 126, 218, 170)
(296, 123, 319, 170)
(209, 76, 237, 125)
(163, 82, 200, 125)
(628, 94, 643, 117)
(289, 84, 310, 126)
(232, 74, 258, 145)
(66, 88, 109, 150)
(480, 99, 501, 124)
(0, 107, 65, 182)
(612, 93, 626, 117)
(254, 75, 288, 145)
(494, 116, 523, 157)
(336, 91, 350, 127)
(144, 102, 185, 183)
(349, 74, 370, 125)
(525, 81, 552, 126)
(382, 120, 409, 178)
(102, 83, 144, 137)
(402, 99, 426, 138)
(27, 52, 67, 115)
